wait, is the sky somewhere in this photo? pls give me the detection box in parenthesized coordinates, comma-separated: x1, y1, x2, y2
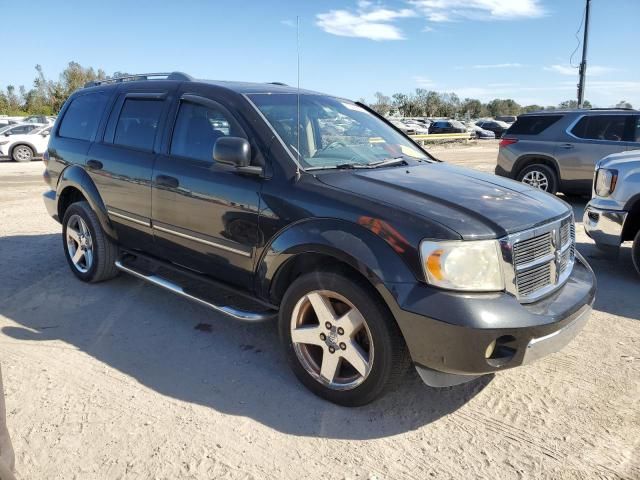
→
(1, 0, 638, 108)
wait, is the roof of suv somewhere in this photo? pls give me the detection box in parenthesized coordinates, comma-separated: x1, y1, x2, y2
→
(82, 72, 326, 96)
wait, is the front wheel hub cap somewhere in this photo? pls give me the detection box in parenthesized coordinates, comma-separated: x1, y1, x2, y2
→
(290, 290, 374, 391)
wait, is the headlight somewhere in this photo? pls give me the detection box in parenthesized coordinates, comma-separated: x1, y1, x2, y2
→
(420, 240, 504, 291)
(594, 168, 618, 197)
(0, 140, 9, 146)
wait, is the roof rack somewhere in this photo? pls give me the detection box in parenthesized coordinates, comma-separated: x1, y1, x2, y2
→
(84, 72, 193, 88)
(267, 82, 288, 86)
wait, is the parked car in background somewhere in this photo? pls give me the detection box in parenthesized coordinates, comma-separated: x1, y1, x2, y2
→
(390, 119, 417, 135)
(496, 109, 640, 195)
(476, 120, 510, 139)
(42, 72, 595, 406)
(496, 115, 517, 125)
(0, 124, 51, 162)
(470, 125, 496, 139)
(0, 123, 43, 137)
(429, 120, 466, 134)
(21, 115, 54, 124)
(403, 120, 429, 134)
(584, 149, 640, 274)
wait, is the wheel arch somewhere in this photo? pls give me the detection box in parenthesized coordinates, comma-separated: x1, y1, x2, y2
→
(513, 154, 561, 182)
(9, 142, 37, 159)
(622, 194, 640, 242)
(56, 165, 117, 240)
(256, 218, 418, 308)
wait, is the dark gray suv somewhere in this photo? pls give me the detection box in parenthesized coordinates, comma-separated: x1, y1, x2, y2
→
(496, 109, 640, 194)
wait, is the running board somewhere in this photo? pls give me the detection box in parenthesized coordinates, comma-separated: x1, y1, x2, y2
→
(114, 260, 276, 322)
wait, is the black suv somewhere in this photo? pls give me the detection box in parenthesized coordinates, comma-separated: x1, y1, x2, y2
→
(43, 72, 596, 406)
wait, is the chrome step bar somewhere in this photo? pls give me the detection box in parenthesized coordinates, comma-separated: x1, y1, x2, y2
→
(114, 260, 276, 322)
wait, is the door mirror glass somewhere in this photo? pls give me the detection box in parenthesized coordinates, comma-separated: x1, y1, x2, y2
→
(213, 137, 251, 168)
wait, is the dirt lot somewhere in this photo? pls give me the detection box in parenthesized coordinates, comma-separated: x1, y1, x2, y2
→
(0, 142, 638, 479)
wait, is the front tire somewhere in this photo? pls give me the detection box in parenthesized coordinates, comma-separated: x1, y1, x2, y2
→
(632, 230, 640, 277)
(62, 201, 119, 283)
(517, 163, 558, 194)
(279, 269, 409, 406)
(12, 145, 33, 162)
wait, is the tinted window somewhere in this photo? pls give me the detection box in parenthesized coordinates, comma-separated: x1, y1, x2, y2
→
(571, 115, 629, 141)
(58, 92, 109, 141)
(113, 99, 164, 151)
(170, 101, 241, 162)
(507, 115, 562, 135)
(634, 116, 640, 142)
(8, 125, 35, 135)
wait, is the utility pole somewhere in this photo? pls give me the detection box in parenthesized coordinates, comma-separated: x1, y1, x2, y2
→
(577, 0, 591, 108)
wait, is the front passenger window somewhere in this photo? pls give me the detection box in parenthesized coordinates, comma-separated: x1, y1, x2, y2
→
(170, 101, 241, 162)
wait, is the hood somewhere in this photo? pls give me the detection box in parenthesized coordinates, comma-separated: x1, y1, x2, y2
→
(316, 162, 571, 239)
(598, 149, 640, 171)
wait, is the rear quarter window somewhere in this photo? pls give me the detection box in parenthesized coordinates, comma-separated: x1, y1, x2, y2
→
(507, 115, 562, 135)
(58, 92, 110, 141)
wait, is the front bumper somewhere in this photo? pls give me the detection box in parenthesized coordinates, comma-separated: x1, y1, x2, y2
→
(387, 252, 596, 387)
(583, 205, 627, 248)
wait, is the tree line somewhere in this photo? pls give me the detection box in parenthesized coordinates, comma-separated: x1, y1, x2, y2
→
(0, 63, 127, 116)
(365, 90, 605, 119)
(0, 62, 633, 118)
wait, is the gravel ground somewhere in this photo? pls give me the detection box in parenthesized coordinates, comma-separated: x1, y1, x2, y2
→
(0, 144, 638, 480)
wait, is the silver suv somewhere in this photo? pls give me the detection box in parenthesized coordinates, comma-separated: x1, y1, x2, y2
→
(496, 109, 640, 195)
(584, 149, 640, 275)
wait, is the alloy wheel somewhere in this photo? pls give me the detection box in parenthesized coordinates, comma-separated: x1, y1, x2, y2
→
(66, 214, 94, 273)
(522, 170, 549, 191)
(290, 290, 374, 390)
(14, 146, 32, 162)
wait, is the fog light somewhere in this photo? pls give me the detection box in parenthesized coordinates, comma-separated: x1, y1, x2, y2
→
(485, 340, 496, 359)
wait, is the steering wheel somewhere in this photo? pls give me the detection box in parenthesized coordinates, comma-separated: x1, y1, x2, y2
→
(315, 141, 347, 156)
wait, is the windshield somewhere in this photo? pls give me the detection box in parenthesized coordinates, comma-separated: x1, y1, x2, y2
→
(248, 94, 429, 169)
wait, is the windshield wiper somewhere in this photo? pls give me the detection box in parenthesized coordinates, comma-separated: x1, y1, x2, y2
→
(305, 157, 406, 172)
(366, 157, 406, 168)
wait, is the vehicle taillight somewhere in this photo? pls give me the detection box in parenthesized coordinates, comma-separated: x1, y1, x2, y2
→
(499, 138, 518, 148)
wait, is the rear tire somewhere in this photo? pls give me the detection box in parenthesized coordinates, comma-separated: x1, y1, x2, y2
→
(632, 230, 640, 277)
(62, 201, 119, 283)
(279, 269, 410, 406)
(11, 145, 33, 163)
(517, 163, 559, 195)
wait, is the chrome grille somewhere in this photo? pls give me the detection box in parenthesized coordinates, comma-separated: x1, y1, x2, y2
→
(517, 262, 553, 297)
(506, 213, 576, 302)
(513, 232, 553, 265)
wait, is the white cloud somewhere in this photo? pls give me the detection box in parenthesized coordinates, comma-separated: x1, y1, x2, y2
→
(316, 1, 416, 41)
(281, 19, 295, 28)
(545, 64, 615, 76)
(413, 75, 436, 88)
(411, 0, 545, 23)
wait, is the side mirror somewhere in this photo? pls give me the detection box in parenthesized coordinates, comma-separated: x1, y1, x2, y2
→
(213, 137, 250, 167)
(3, 132, 10, 137)
(213, 137, 262, 175)
(42, 131, 50, 137)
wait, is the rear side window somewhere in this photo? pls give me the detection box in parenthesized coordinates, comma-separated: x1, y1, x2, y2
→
(170, 101, 242, 162)
(507, 115, 562, 135)
(571, 115, 630, 141)
(113, 99, 164, 151)
(58, 92, 109, 141)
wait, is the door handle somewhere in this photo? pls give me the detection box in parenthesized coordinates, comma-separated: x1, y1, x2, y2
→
(87, 159, 103, 170)
(560, 143, 574, 149)
(156, 174, 179, 188)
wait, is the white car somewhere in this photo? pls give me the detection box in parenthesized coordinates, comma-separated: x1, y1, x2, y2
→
(0, 123, 51, 162)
